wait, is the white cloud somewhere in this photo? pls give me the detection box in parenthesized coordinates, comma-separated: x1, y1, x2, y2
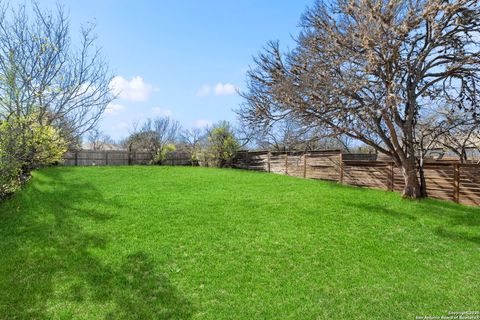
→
(196, 85, 212, 97)
(196, 83, 237, 97)
(109, 76, 157, 102)
(105, 103, 126, 116)
(194, 119, 212, 129)
(152, 107, 173, 117)
(214, 83, 236, 95)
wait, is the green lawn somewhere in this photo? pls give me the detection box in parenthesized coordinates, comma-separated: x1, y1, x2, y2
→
(0, 166, 479, 319)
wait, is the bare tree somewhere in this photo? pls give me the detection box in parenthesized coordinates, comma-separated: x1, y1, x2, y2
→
(141, 117, 181, 153)
(440, 128, 480, 163)
(87, 128, 103, 151)
(239, 0, 480, 199)
(250, 116, 352, 152)
(256, 117, 314, 151)
(0, 1, 113, 139)
(87, 127, 115, 150)
(0, 1, 112, 184)
(419, 107, 480, 163)
(123, 117, 181, 163)
(179, 128, 205, 162)
(120, 121, 142, 152)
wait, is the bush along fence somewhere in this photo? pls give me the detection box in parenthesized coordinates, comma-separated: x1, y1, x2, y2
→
(63, 150, 193, 166)
(232, 150, 480, 206)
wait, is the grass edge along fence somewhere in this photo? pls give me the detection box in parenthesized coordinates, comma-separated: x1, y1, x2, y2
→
(63, 149, 480, 206)
(233, 150, 480, 207)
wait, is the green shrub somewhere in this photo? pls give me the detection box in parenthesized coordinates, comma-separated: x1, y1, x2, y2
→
(152, 143, 176, 165)
(0, 157, 22, 199)
(205, 121, 239, 167)
(0, 114, 67, 198)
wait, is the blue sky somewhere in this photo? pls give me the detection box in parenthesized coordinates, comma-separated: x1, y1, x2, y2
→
(38, 0, 313, 139)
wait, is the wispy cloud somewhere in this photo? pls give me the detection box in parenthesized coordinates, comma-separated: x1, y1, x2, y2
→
(196, 83, 237, 97)
(105, 103, 126, 116)
(196, 85, 212, 97)
(109, 76, 158, 102)
(152, 107, 173, 117)
(214, 83, 236, 95)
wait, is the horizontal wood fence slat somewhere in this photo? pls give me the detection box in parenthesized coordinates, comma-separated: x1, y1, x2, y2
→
(63, 150, 193, 167)
(233, 150, 480, 206)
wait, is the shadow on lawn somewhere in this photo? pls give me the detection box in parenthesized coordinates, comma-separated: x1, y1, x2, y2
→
(354, 202, 418, 221)
(344, 192, 480, 246)
(0, 168, 193, 319)
(423, 201, 480, 246)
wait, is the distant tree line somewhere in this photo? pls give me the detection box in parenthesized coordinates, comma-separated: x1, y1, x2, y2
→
(97, 117, 242, 168)
(86, 115, 372, 168)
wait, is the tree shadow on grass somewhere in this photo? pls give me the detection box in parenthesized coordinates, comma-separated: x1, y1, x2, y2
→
(353, 202, 418, 221)
(105, 252, 193, 320)
(434, 227, 480, 246)
(420, 200, 480, 246)
(0, 168, 193, 319)
(343, 194, 480, 246)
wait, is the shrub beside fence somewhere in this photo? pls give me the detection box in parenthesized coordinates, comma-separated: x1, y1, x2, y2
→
(233, 150, 480, 206)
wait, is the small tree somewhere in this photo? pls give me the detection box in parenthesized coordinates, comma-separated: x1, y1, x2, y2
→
(206, 121, 240, 167)
(0, 3, 113, 139)
(0, 1, 113, 190)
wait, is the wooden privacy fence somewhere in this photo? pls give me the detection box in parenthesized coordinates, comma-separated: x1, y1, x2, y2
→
(63, 150, 193, 167)
(233, 150, 480, 206)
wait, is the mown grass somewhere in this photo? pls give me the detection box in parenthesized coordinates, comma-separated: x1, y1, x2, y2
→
(0, 166, 479, 319)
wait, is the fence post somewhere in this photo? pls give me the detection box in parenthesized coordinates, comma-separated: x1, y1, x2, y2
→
(267, 151, 271, 173)
(388, 162, 394, 192)
(339, 152, 344, 184)
(453, 163, 460, 203)
(285, 152, 288, 175)
(303, 153, 307, 178)
(105, 151, 109, 166)
(74, 151, 78, 166)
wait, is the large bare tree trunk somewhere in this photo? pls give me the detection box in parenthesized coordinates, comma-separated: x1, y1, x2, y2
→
(401, 159, 422, 199)
(418, 164, 428, 198)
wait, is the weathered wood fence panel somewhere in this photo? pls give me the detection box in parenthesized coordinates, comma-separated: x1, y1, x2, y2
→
(423, 164, 455, 202)
(165, 151, 193, 166)
(459, 164, 480, 206)
(234, 151, 270, 171)
(305, 151, 342, 181)
(286, 152, 304, 177)
(268, 153, 285, 174)
(343, 161, 391, 190)
(233, 150, 480, 206)
(63, 150, 192, 167)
